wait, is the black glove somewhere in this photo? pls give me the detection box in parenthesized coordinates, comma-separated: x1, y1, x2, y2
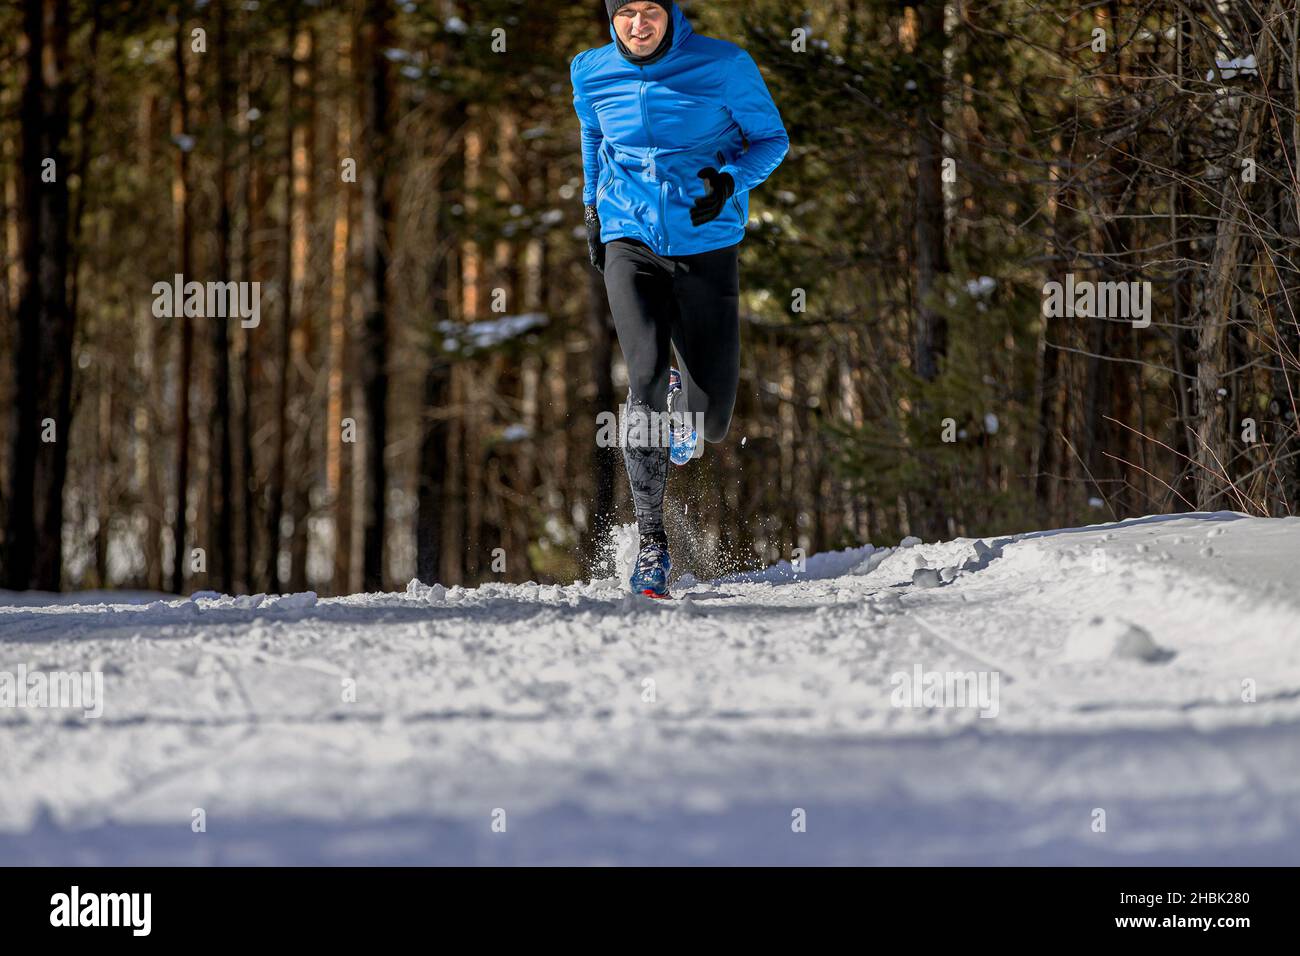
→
(690, 167, 735, 227)
(585, 203, 605, 274)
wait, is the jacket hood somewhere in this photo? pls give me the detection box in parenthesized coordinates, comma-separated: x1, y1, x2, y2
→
(608, 3, 693, 59)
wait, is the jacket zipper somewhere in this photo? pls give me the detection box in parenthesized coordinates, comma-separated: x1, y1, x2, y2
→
(639, 68, 669, 253)
(659, 179, 669, 252)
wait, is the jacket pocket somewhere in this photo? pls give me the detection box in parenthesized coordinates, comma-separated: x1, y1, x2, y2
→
(716, 151, 744, 224)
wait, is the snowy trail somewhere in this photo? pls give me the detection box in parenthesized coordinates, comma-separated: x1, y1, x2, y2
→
(2, 512, 1299, 865)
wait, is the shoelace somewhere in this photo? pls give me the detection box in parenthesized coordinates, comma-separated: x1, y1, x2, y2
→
(666, 380, 691, 442)
(635, 543, 667, 571)
(667, 408, 694, 444)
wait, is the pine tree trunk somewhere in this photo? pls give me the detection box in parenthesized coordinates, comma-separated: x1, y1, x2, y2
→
(210, 0, 235, 593)
(358, 0, 393, 591)
(327, 24, 354, 594)
(265, 9, 298, 593)
(237, 8, 261, 593)
(1196, 65, 1268, 509)
(4, 0, 50, 588)
(910, 1, 948, 383)
(415, 107, 462, 586)
(287, 26, 315, 594)
(171, 7, 194, 594)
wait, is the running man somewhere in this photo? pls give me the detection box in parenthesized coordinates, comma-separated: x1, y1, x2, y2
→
(572, 0, 789, 596)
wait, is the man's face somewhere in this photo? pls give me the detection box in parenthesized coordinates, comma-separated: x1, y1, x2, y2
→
(614, 3, 668, 56)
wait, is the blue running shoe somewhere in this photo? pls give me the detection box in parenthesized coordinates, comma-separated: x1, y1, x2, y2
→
(629, 538, 671, 598)
(667, 367, 699, 466)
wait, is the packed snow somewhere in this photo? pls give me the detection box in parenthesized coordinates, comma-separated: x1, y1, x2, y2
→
(2, 512, 1298, 865)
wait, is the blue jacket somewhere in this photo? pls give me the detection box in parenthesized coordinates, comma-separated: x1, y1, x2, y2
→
(571, 4, 789, 257)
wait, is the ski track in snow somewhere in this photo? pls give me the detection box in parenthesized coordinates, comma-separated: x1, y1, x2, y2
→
(1, 511, 1299, 865)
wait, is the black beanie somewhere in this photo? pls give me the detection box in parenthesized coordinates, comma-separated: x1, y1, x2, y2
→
(607, 0, 673, 18)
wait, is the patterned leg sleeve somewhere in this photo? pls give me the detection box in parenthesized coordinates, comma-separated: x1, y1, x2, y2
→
(620, 395, 668, 543)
